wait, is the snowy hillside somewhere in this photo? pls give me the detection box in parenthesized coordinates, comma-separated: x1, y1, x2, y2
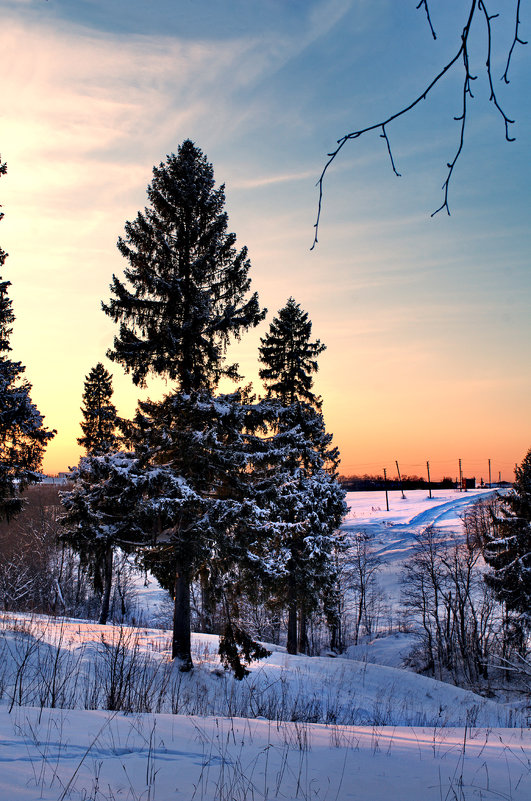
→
(1, 486, 529, 801)
(130, 487, 499, 629)
(342, 486, 498, 605)
(0, 612, 529, 801)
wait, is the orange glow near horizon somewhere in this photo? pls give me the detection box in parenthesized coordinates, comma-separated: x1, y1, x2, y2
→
(38, 339, 527, 485)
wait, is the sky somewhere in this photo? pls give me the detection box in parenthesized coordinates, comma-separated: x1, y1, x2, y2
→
(0, 0, 529, 481)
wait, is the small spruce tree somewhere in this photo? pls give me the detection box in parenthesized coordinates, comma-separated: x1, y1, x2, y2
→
(257, 299, 346, 654)
(61, 450, 142, 625)
(78, 363, 118, 455)
(62, 363, 119, 624)
(0, 157, 55, 521)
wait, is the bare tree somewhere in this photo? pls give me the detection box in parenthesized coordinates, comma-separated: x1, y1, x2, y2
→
(402, 522, 502, 687)
(313, 0, 527, 247)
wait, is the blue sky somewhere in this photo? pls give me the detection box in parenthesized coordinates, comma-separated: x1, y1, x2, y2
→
(1, 0, 529, 479)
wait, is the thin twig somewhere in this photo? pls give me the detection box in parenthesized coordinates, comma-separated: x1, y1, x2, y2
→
(417, 0, 437, 40)
(432, 20, 477, 217)
(479, 1, 516, 140)
(380, 125, 401, 177)
(503, 0, 527, 83)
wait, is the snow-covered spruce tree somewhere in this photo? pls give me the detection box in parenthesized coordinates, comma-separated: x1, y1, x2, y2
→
(78, 362, 118, 455)
(61, 363, 120, 624)
(256, 401, 346, 654)
(483, 448, 531, 651)
(102, 140, 265, 670)
(0, 157, 55, 521)
(257, 299, 346, 654)
(125, 389, 271, 676)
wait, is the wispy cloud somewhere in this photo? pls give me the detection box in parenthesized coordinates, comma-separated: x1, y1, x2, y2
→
(233, 170, 315, 189)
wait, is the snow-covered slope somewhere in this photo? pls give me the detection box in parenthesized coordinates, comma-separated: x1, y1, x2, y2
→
(0, 612, 529, 801)
(2, 705, 529, 801)
(2, 488, 525, 801)
(342, 487, 497, 605)
(0, 615, 518, 728)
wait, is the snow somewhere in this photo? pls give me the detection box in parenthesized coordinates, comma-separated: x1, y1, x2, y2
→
(1, 486, 528, 800)
(2, 706, 530, 801)
(342, 487, 498, 604)
(343, 488, 497, 534)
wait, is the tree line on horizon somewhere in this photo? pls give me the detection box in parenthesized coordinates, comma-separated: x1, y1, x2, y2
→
(339, 474, 456, 492)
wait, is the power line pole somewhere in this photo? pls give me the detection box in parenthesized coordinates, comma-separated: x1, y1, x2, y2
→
(488, 458, 491, 488)
(426, 460, 432, 499)
(383, 467, 389, 512)
(459, 458, 462, 492)
(395, 460, 405, 499)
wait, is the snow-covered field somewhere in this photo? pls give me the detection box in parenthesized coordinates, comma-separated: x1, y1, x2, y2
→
(2, 486, 530, 800)
(3, 704, 530, 801)
(342, 487, 499, 605)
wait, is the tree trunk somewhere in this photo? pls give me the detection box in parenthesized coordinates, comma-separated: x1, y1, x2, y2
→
(286, 570, 297, 655)
(173, 565, 193, 670)
(298, 607, 309, 654)
(98, 543, 114, 625)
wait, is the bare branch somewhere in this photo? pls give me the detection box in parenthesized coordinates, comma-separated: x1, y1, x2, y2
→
(312, 1, 476, 248)
(312, 0, 526, 247)
(479, 1, 516, 141)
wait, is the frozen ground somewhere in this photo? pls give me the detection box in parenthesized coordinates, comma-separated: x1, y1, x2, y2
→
(0, 612, 529, 801)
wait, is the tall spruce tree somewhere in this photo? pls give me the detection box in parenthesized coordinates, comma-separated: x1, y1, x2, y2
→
(0, 157, 55, 520)
(125, 389, 271, 675)
(61, 363, 119, 624)
(78, 363, 118, 455)
(102, 140, 265, 668)
(257, 299, 346, 654)
(103, 139, 263, 391)
(483, 448, 531, 647)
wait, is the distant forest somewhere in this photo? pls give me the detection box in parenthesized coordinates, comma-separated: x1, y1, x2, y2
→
(340, 474, 457, 491)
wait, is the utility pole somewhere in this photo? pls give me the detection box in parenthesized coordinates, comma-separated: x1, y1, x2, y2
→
(459, 459, 462, 492)
(395, 460, 405, 499)
(383, 468, 389, 512)
(488, 458, 491, 488)
(426, 460, 432, 499)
